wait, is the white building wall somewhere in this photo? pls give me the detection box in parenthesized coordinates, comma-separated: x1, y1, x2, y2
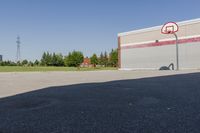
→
(121, 42, 200, 70)
(119, 18, 200, 70)
(179, 42, 200, 69)
(121, 45, 176, 70)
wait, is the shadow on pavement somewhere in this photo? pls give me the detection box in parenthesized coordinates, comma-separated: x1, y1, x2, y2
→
(0, 72, 200, 133)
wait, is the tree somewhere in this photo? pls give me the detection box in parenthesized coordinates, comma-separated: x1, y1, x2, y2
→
(41, 52, 64, 66)
(52, 53, 64, 66)
(21, 60, 28, 66)
(99, 52, 104, 66)
(52, 53, 57, 66)
(103, 51, 109, 67)
(0, 61, 17, 66)
(40, 52, 52, 66)
(17, 61, 21, 66)
(90, 54, 98, 67)
(56, 53, 65, 66)
(109, 49, 118, 67)
(28, 61, 34, 67)
(64, 52, 71, 67)
(46, 52, 52, 66)
(34, 60, 40, 66)
(65, 51, 84, 67)
(41, 52, 47, 66)
(41, 52, 46, 65)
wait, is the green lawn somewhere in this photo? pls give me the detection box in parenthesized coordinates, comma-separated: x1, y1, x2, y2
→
(0, 66, 117, 72)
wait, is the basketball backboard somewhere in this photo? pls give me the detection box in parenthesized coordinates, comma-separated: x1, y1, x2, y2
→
(161, 22, 179, 34)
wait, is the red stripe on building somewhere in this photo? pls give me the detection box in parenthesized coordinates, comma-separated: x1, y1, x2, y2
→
(121, 36, 200, 50)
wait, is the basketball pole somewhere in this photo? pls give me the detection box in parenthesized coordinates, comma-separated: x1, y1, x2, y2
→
(162, 22, 179, 70)
(173, 33, 179, 71)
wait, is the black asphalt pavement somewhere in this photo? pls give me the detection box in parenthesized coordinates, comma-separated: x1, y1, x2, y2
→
(0, 72, 200, 133)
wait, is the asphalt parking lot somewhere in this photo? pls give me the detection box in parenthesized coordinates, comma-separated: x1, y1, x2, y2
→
(0, 70, 200, 133)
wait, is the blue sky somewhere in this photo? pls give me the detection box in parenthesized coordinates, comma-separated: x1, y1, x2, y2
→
(0, 0, 200, 61)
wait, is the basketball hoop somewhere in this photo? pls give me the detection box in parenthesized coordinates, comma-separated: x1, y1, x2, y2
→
(161, 22, 179, 70)
(161, 22, 179, 34)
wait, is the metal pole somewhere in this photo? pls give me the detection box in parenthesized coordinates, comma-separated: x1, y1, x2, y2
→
(16, 36, 21, 62)
(173, 33, 179, 70)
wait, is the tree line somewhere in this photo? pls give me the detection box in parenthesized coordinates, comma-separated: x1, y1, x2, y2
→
(0, 49, 118, 67)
